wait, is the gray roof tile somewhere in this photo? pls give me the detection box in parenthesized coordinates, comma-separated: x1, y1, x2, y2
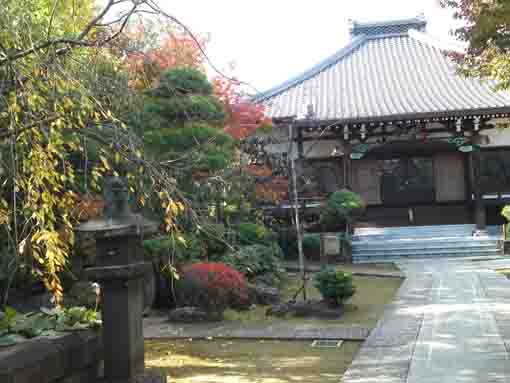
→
(254, 20, 510, 122)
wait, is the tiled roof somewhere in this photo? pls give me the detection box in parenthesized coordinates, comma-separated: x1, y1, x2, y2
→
(254, 19, 510, 122)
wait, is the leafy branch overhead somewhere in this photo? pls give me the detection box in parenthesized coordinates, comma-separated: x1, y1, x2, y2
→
(0, 0, 238, 305)
(441, 0, 510, 89)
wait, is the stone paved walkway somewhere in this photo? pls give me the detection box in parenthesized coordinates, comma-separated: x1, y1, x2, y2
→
(342, 257, 510, 383)
(144, 315, 369, 341)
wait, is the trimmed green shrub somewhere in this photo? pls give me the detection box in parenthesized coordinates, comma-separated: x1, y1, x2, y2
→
(155, 67, 213, 96)
(502, 205, 510, 221)
(237, 222, 274, 245)
(221, 244, 284, 285)
(144, 96, 225, 123)
(502, 205, 510, 240)
(320, 189, 365, 230)
(313, 267, 356, 306)
(144, 124, 234, 171)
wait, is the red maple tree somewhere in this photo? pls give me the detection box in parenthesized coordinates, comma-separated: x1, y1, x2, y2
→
(119, 20, 209, 91)
(213, 71, 270, 140)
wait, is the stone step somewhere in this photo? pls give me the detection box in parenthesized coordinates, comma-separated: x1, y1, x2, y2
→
(354, 224, 476, 234)
(353, 249, 503, 264)
(351, 224, 503, 263)
(353, 247, 502, 257)
(353, 233, 503, 242)
(355, 224, 503, 237)
(352, 248, 502, 263)
(354, 224, 503, 238)
(353, 239, 500, 251)
(353, 244, 500, 256)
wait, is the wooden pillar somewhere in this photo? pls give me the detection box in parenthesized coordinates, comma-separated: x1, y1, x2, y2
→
(297, 127, 304, 159)
(343, 143, 352, 189)
(469, 150, 487, 233)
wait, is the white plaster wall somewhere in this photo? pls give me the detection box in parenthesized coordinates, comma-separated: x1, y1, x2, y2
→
(480, 127, 510, 147)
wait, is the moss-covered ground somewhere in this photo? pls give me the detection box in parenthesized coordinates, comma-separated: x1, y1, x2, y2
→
(144, 270, 402, 381)
(145, 339, 362, 383)
(224, 273, 403, 329)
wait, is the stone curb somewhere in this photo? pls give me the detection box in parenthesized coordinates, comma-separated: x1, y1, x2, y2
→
(144, 323, 370, 341)
(283, 264, 404, 279)
(0, 330, 102, 383)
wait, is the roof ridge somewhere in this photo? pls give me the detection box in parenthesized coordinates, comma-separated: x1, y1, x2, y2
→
(253, 35, 367, 103)
(350, 16, 426, 29)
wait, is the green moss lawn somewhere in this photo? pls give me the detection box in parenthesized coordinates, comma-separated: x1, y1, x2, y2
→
(224, 273, 403, 329)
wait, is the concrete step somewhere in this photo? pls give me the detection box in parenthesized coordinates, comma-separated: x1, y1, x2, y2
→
(351, 224, 503, 263)
(353, 247, 502, 258)
(355, 224, 476, 234)
(353, 245, 500, 256)
(354, 224, 503, 239)
(353, 239, 500, 251)
(353, 249, 503, 264)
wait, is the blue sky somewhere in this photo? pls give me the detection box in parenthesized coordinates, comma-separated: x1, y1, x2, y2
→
(165, 0, 461, 93)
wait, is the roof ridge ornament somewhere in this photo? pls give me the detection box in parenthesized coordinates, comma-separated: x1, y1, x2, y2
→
(350, 16, 427, 38)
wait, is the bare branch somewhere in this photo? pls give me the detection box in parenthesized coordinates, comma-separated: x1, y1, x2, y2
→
(0, 0, 140, 66)
(76, 0, 116, 40)
(145, 0, 261, 95)
(0, 114, 61, 140)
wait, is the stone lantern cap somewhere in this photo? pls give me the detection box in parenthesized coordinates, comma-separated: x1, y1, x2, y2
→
(76, 176, 158, 238)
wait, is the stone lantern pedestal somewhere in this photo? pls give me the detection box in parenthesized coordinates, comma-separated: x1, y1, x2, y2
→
(320, 233, 340, 266)
(76, 177, 165, 383)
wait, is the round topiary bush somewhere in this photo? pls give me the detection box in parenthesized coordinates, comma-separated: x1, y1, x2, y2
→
(313, 267, 356, 307)
(176, 263, 248, 314)
(320, 189, 365, 231)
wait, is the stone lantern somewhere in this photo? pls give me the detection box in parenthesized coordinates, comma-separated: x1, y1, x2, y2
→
(76, 177, 165, 383)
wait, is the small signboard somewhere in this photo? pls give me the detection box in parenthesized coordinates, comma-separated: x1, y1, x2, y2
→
(459, 145, 474, 153)
(321, 235, 340, 256)
(350, 143, 371, 160)
(448, 137, 480, 153)
(350, 152, 364, 160)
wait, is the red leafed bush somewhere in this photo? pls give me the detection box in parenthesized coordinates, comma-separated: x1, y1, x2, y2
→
(176, 263, 248, 313)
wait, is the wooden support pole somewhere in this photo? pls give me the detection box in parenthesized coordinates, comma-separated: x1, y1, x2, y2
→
(289, 123, 307, 301)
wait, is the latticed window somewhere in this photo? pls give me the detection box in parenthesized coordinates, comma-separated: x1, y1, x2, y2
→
(380, 157, 435, 205)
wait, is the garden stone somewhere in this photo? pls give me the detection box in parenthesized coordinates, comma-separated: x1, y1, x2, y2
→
(266, 303, 291, 317)
(249, 283, 280, 305)
(266, 300, 344, 319)
(168, 307, 223, 323)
